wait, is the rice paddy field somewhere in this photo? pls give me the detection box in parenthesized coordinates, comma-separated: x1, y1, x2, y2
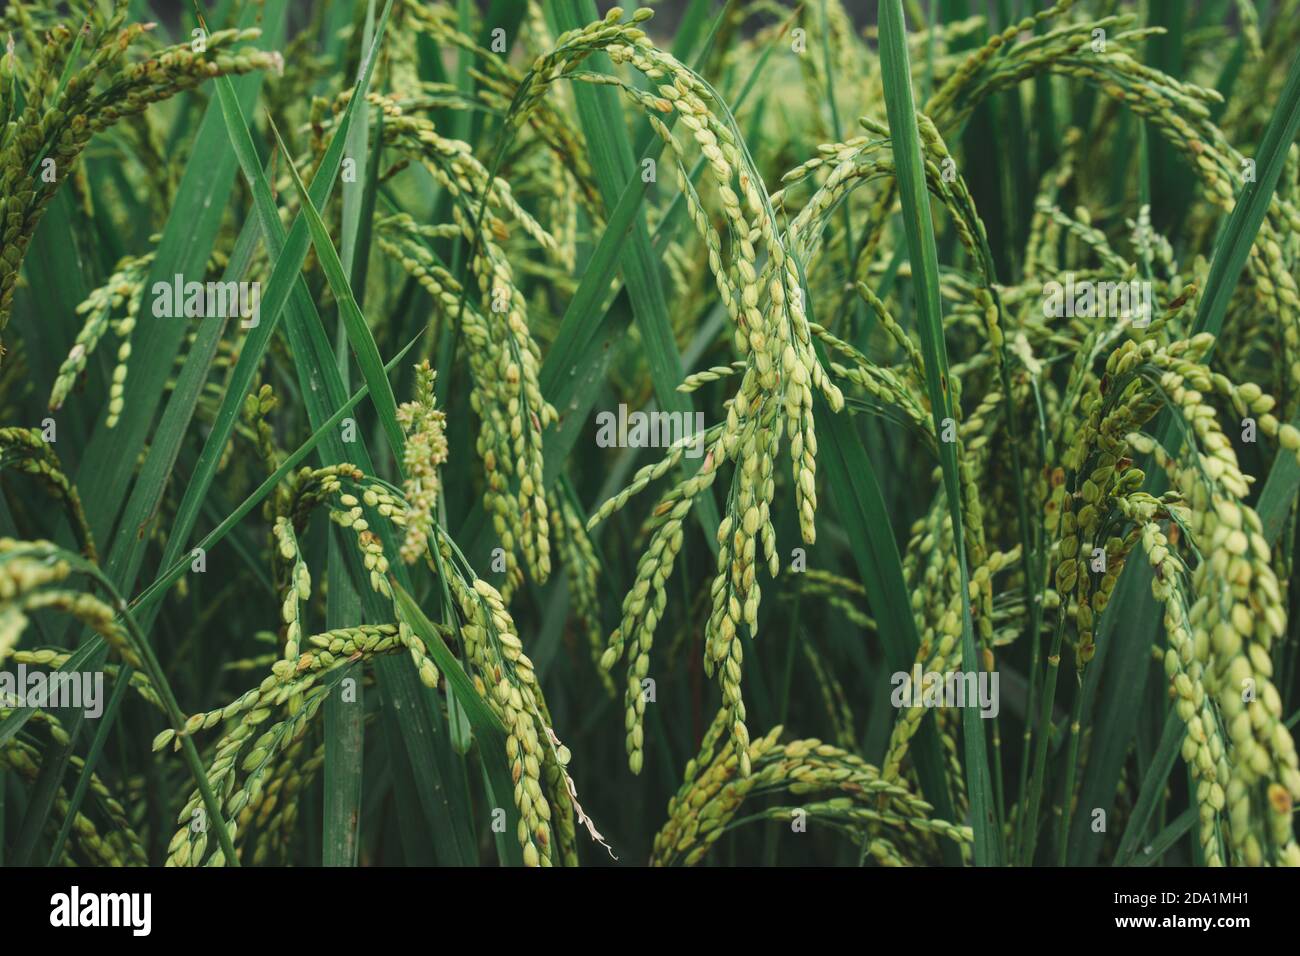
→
(1, 0, 1299, 871)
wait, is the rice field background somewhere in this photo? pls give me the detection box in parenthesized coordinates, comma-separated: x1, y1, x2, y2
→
(1, 0, 1299, 869)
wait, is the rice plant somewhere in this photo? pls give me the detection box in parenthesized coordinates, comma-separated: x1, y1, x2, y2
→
(2, 0, 1299, 869)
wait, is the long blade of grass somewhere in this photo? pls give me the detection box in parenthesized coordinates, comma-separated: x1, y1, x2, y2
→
(324, 4, 376, 859)
(391, 582, 506, 739)
(1133, 807, 1197, 866)
(1113, 709, 1185, 866)
(266, 114, 405, 463)
(340, 0, 377, 284)
(323, 523, 365, 867)
(878, 0, 997, 865)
